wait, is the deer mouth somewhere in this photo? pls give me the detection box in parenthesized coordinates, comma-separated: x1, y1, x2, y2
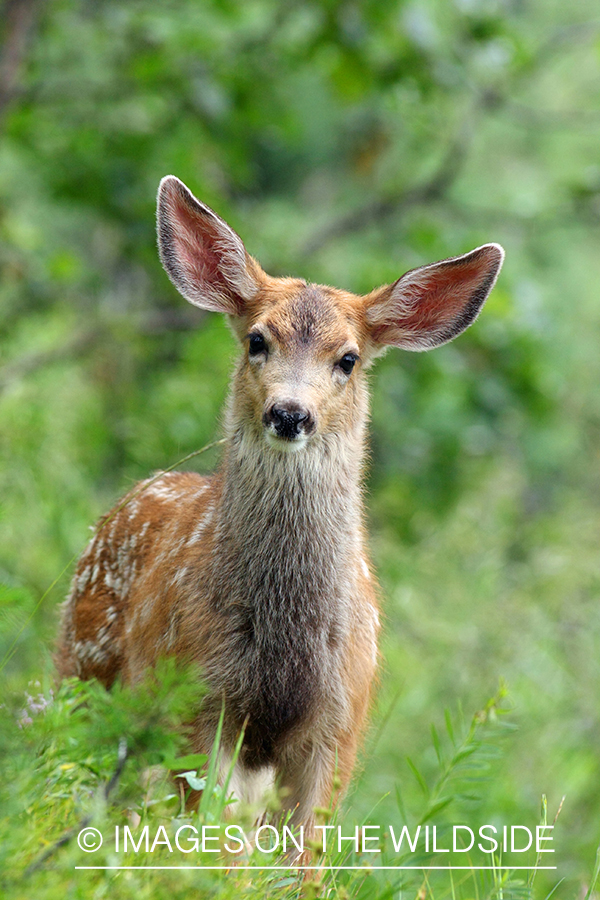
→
(264, 429, 310, 452)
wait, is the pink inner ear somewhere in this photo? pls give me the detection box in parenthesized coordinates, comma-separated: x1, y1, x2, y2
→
(159, 177, 267, 316)
(403, 256, 486, 328)
(170, 197, 231, 302)
(175, 229, 223, 291)
(371, 248, 499, 347)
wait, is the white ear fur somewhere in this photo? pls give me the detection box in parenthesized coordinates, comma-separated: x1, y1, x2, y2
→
(366, 243, 504, 351)
(157, 176, 260, 316)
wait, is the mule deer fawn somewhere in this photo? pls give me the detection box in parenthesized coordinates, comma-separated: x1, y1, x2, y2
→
(56, 176, 504, 832)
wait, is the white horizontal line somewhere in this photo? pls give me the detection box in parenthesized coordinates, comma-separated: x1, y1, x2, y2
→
(75, 865, 558, 871)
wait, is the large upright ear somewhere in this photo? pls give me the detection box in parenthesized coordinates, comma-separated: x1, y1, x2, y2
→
(364, 243, 504, 352)
(157, 175, 264, 316)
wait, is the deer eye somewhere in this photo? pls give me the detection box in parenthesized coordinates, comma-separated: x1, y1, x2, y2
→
(337, 353, 358, 375)
(248, 333, 268, 356)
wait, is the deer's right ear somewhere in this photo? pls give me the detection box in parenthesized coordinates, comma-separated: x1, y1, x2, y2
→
(157, 176, 264, 316)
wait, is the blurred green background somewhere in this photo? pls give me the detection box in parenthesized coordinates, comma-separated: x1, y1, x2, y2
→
(1, 0, 600, 894)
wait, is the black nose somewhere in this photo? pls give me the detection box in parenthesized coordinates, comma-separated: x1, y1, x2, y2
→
(264, 403, 313, 440)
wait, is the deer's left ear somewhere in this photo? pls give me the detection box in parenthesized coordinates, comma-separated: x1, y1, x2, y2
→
(364, 243, 504, 352)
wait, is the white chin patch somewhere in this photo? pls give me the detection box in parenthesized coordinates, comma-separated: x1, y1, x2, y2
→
(265, 430, 308, 453)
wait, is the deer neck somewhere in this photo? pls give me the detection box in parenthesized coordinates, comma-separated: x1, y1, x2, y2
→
(197, 400, 368, 760)
(213, 423, 366, 608)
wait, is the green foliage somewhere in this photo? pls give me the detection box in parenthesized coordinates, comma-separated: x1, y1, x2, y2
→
(1, 0, 600, 897)
(0, 675, 566, 899)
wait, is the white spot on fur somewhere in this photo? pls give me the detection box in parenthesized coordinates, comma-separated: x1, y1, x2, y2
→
(187, 505, 214, 545)
(170, 566, 189, 588)
(93, 538, 105, 558)
(360, 558, 370, 580)
(168, 537, 186, 559)
(144, 482, 185, 502)
(76, 566, 92, 592)
(224, 758, 276, 809)
(127, 499, 141, 520)
(73, 632, 116, 667)
(162, 615, 178, 651)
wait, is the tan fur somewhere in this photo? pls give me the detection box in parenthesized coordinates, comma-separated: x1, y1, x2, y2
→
(56, 176, 504, 836)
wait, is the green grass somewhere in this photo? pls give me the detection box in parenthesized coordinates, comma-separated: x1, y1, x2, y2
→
(0, 665, 569, 900)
